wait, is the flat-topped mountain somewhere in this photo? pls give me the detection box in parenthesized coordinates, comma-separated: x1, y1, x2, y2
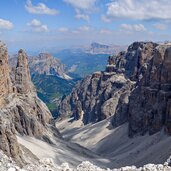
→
(87, 42, 127, 55)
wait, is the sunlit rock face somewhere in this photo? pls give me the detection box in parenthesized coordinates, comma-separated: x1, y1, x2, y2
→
(0, 41, 52, 165)
(0, 41, 12, 98)
(14, 49, 35, 94)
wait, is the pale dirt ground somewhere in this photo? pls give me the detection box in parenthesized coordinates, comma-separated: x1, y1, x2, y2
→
(56, 118, 171, 168)
(17, 117, 171, 169)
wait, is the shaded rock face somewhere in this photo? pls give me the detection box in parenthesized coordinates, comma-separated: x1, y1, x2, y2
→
(0, 42, 52, 164)
(58, 42, 158, 125)
(128, 45, 171, 136)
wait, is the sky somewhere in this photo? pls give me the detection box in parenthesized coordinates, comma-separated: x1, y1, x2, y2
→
(1, 0, 171, 53)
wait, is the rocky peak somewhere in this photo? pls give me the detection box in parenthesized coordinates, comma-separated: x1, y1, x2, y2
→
(15, 49, 34, 94)
(105, 56, 116, 73)
(28, 53, 71, 79)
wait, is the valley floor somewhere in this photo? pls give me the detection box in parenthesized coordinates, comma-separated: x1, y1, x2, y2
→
(56, 118, 171, 168)
(17, 133, 110, 168)
(16, 117, 171, 169)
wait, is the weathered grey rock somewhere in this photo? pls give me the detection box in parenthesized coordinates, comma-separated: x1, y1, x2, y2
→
(0, 116, 23, 166)
(59, 70, 134, 125)
(29, 53, 68, 78)
(107, 42, 158, 81)
(128, 45, 171, 136)
(15, 49, 34, 94)
(0, 41, 12, 98)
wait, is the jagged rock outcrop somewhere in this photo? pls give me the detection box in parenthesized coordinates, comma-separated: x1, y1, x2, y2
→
(59, 71, 133, 124)
(58, 42, 158, 125)
(107, 42, 158, 81)
(15, 49, 35, 94)
(0, 41, 53, 164)
(0, 41, 12, 98)
(128, 45, 171, 136)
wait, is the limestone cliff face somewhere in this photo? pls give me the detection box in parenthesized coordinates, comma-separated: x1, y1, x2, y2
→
(0, 41, 52, 164)
(0, 41, 12, 98)
(59, 71, 133, 124)
(128, 45, 171, 136)
(107, 42, 158, 81)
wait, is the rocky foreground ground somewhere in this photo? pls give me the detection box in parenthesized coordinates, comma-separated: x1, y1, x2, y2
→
(1, 150, 171, 171)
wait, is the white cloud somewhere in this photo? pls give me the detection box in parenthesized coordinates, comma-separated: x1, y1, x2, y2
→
(28, 19, 41, 27)
(27, 19, 48, 32)
(58, 27, 69, 32)
(105, 0, 171, 20)
(75, 9, 89, 21)
(101, 15, 111, 23)
(100, 29, 112, 35)
(0, 18, 13, 30)
(154, 23, 167, 30)
(25, 0, 58, 15)
(121, 24, 146, 32)
(64, 0, 96, 10)
(78, 26, 90, 31)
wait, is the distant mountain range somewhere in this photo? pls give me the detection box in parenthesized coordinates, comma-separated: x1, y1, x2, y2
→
(53, 42, 127, 78)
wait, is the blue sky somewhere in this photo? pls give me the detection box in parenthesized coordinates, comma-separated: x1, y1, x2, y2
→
(0, 0, 171, 53)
